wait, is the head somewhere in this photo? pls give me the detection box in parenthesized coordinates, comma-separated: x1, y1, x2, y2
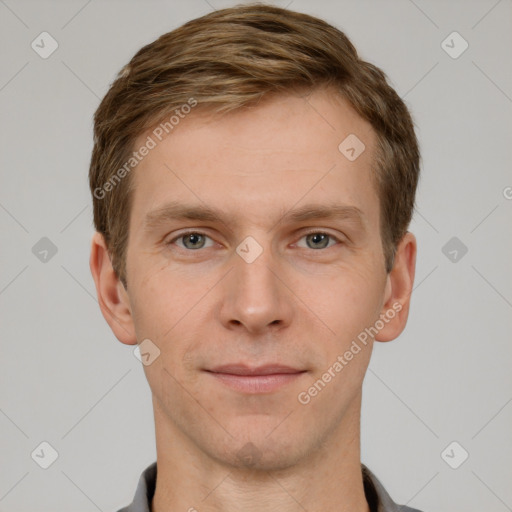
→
(89, 4, 418, 471)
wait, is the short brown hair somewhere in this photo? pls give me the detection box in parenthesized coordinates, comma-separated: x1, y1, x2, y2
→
(89, 3, 420, 289)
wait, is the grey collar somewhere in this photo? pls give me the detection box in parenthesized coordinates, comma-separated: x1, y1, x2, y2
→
(117, 461, 423, 512)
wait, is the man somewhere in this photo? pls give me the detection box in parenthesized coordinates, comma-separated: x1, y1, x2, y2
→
(89, 4, 421, 511)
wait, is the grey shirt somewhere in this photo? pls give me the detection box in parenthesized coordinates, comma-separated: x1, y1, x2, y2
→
(117, 461, 424, 512)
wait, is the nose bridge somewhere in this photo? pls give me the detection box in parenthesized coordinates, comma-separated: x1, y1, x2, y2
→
(221, 233, 290, 331)
(235, 233, 279, 302)
(234, 237, 276, 294)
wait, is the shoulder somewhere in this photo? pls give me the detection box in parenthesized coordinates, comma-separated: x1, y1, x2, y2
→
(362, 464, 426, 512)
(114, 462, 157, 512)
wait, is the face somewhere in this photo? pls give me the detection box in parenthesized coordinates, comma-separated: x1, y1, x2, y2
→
(92, 88, 413, 472)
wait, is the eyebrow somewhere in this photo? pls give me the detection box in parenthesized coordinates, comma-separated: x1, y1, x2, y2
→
(143, 200, 366, 233)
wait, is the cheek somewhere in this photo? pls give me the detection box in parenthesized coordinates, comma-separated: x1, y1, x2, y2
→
(128, 263, 214, 369)
(315, 264, 384, 337)
(128, 252, 186, 329)
(301, 273, 380, 407)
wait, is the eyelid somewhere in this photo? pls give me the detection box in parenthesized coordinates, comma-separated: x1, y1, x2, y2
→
(297, 228, 344, 240)
(167, 229, 216, 249)
(293, 229, 344, 248)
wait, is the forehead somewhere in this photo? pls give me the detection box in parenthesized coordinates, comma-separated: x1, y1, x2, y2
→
(129, 89, 379, 234)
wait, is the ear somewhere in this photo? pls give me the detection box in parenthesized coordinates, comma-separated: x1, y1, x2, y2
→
(89, 232, 137, 345)
(374, 231, 417, 342)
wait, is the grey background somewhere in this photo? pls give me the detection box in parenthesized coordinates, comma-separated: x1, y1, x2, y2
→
(1, 0, 511, 511)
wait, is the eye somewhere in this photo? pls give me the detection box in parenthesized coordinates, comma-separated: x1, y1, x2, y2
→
(168, 231, 215, 250)
(296, 231, 341, 250)
(166, 230, 342, 252)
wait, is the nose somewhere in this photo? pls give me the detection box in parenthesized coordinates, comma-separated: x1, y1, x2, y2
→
(218, 239, 294, 335)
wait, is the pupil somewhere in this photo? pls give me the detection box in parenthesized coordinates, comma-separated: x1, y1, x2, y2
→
(309, 233, 327, 249)
(186, 233, 202, 248)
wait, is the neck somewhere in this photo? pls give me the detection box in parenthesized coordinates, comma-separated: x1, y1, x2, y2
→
(150, 394, 369, 512)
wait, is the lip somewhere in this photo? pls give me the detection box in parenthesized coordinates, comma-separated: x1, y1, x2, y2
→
(206, 364, 304, 376)
(204, 364, 307, 393)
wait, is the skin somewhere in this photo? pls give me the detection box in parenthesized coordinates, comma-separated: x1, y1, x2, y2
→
(90, 87, 416, 512)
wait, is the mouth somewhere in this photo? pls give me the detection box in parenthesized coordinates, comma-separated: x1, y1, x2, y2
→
(204, 364, 307, 393)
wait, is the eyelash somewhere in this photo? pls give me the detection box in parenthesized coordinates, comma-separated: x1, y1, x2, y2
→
(166, 229, 343, 251)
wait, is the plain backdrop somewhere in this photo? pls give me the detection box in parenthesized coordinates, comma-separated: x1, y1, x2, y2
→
(1, 1, 511, 511)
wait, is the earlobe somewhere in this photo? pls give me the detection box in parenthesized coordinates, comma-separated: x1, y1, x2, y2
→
(374, 232, 417, 343)
(89, 232, 137, 345)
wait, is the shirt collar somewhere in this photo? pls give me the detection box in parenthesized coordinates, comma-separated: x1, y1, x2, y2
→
(119, 461, 422, 512)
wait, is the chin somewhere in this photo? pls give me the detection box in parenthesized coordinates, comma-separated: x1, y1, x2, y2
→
(210, 426, 310, 472)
